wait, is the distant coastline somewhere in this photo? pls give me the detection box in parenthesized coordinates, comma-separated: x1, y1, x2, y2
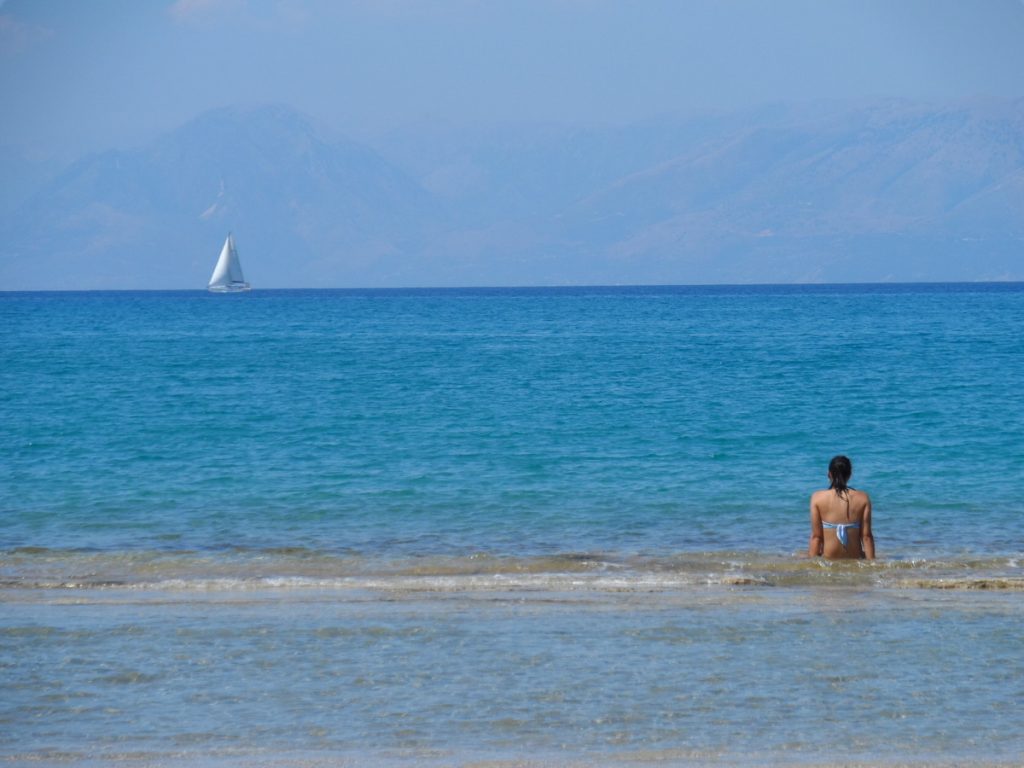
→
(3, 101, 1022, 290)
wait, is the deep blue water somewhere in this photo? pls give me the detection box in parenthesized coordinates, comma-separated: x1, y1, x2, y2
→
(3, 284, 1023, 558)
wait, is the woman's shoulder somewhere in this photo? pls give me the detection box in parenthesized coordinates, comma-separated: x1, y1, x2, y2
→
(810, 488, 831, 505)
(849, 488, 872, 513)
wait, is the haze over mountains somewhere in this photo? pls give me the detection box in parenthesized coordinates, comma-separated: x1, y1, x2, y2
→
(2, 99, 1022, 289)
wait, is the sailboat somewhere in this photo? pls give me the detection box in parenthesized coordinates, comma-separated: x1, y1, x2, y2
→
(207, 233, 251, 293)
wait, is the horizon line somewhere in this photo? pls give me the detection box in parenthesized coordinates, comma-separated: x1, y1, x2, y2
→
(3, 279, 1023, 295)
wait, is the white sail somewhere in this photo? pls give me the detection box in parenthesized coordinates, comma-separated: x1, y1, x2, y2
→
(207, 234, 250, 292)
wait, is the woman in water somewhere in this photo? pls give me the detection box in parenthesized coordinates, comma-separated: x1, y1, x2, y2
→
(808, 455, 875, 559)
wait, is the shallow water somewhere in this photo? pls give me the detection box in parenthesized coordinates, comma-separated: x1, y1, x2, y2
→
(3, 583, 1023, 766)
(2, 284, 1023, 765)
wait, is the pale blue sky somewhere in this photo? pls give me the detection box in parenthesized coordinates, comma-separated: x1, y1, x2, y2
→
(2, 0, 1023, 157)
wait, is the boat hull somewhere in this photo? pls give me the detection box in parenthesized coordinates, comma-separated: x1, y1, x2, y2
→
(207, 282, 251, 293)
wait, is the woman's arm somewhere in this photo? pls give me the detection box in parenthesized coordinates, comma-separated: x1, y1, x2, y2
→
(860, 495, 875, 559)
(808, 495, 824, 557)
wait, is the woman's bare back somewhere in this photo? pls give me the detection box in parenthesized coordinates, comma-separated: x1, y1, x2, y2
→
(809, 488, 875, 559)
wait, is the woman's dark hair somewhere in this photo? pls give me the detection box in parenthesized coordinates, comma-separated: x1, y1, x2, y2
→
(828, 455, 853, 495)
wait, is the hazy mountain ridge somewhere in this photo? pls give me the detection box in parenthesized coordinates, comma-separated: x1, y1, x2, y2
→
(539, 99, 1024, 283)
(0, 106, 437, 289)
(1, 99, 1022, 289)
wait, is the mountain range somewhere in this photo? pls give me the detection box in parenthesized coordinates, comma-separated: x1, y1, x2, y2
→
(1, 99, 1022, 289)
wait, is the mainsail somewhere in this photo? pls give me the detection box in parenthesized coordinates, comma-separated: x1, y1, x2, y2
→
(207, 234, 250, 292)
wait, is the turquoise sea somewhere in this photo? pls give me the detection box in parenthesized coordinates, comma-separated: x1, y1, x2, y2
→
(2, 284, 1023, 766)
